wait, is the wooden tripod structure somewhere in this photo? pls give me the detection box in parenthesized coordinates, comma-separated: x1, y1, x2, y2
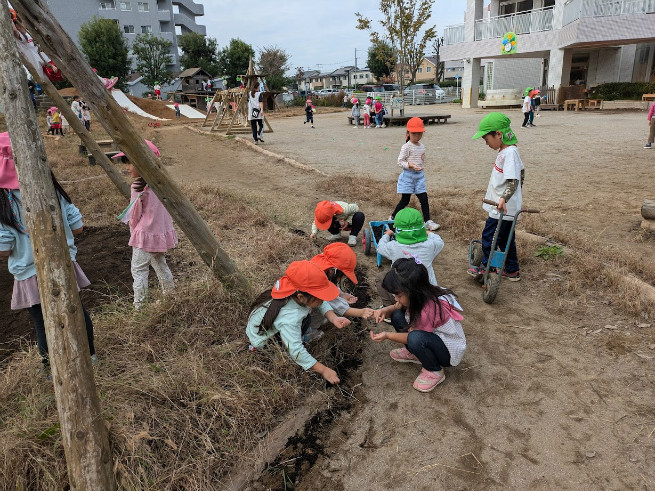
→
(201, 57, 274, 136)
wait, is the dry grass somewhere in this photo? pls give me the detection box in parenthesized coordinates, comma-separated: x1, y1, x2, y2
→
(0, 135, 362, 489)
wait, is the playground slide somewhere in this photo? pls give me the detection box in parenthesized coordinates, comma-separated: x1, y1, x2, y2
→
(166, 104, 205, 119)
(110, 89, 169, 121)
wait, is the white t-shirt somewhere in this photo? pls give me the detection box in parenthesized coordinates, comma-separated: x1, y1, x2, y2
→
(483, 145, 524, 221)
(247, 91, 263, 121)
(522, 96, 531, 113)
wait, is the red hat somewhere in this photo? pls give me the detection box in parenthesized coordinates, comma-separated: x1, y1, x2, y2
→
(310, 242, 358, 284)
(314, 200, 343, 230)
(0, 132, 19, 190)
(407, 117, 425, 132)
(271, 260, 340, 301)
(112, 139, 160, 159)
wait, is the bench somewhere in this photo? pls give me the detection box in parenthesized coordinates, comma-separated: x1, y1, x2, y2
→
(642, 94, 655, 101)
(347, 114, 451, 125)
(564, 99, 585, 111)
(586, 99, 602, 109)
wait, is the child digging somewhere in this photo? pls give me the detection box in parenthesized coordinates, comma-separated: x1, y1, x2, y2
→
(310, 200, 365, 246)
(468, 112, 525, 281)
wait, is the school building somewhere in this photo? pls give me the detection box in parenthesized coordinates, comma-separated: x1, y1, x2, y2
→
(45, 0, 206, 73)
(441, 0, 655, 107)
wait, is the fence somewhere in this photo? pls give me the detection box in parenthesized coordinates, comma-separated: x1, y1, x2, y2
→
(563, 0, 655, 26)
(443, 24, 465, 45)
(474, 6, 554, 41)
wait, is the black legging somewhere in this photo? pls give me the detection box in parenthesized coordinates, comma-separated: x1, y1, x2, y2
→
(522, 111, 530, 127)
(28, 303, 95, 366)
(391, 193, 430, 222)
(327, 211, 365, 237)
(250, 119, 264, 142)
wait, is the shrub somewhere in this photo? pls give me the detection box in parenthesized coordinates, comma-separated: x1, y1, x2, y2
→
(591, 82, 655, 101)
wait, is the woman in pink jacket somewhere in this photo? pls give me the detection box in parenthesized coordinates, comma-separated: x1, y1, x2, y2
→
(114, 141, 178, 309)
(645, 102, 655, 149)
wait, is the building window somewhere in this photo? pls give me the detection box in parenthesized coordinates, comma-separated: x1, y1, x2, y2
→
(123, 24, 135, 33)
(172, 4, 179, 14)
(427, 66, 431, 73)
(141, 25, 152, 33)
(174, 25, 182, 35)
(119, 2, 131, 10)
(99, 1, 116, 9)
(418, 67, 423, 73)
(138, 2, 150, 12)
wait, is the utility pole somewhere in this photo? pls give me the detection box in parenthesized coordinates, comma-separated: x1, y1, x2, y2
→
(0, 2, 116, 489)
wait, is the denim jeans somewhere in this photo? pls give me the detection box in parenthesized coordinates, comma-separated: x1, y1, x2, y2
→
(481, 216, 519, 273)
(327, 211, 365, 237)
(390, 309, 451, 371)
(375, 112, 384, 126)
(28, 303, 95, 366)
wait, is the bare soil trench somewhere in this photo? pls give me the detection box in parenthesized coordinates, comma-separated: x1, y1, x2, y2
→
(150, 119, 654, 490)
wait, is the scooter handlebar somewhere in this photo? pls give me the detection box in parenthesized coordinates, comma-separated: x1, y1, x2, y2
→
(482, 199, 540, 214)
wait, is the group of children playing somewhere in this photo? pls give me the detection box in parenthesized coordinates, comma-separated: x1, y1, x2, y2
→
(304, 96, 388, 129)
(521, 88, 541, 128)
(0, 101, 524, 393)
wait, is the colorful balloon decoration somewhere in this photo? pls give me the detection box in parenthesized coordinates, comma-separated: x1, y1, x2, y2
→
(501, 32, 517, 55)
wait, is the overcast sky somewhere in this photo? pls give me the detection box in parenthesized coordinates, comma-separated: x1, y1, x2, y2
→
(202, 0, 468, 74)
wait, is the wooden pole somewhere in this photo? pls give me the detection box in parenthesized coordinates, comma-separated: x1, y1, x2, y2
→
(0, 3, 115, 489)
(12, 0, 249, 292)
(23, 62, 131, 199)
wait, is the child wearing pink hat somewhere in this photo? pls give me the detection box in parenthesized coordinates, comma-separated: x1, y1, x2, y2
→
(0, 132, 97, 376)
(304, 99, 315, 128)
(363, 98, 372, 128)
(113, 141, 178, 309)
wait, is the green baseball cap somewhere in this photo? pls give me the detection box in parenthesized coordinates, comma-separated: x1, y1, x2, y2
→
(523, 87, 533, 96)
(471, 112, 518, 145)
(394, 208, 428, 245)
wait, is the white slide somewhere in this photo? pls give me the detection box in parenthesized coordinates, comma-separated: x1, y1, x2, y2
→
(110, 89, 169, 120)
(166, 104, 206, 119)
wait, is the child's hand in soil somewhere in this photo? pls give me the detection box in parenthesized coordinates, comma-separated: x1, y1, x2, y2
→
(332, 316, 351, 329)
(369, 330, 388, 342)
(373, 309, 387, 323)
(359, 308, 375, 319)
(321, 367, 340, 384)
(341, 292, 357, 304)
(309, 233, 316, 240)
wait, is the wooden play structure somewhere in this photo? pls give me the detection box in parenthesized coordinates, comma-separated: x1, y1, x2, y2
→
(201, 58, 274, 136)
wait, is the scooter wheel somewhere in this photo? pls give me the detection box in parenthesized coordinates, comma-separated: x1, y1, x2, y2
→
(471, 242, 483, 267)
(363, 228, 372, 256)
(482, 273, 500, 304)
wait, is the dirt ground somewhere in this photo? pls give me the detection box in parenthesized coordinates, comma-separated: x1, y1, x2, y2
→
(1, 104, 653, 489)
(143, 107, 655, 490)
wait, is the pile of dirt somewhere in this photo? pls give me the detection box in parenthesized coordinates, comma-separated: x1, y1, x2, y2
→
(126, 94, 191, 120)
(0, 224, 132, 363)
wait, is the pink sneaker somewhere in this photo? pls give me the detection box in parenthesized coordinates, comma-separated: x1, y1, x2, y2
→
(104, 77, 118, 90)
(390, 347, 421, 364)
(413, 368, 445, 392)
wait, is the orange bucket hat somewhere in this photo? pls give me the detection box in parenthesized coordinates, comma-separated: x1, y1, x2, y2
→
(271, 260, 340, 301)
(310, 242, 358, 284)
(406, 117, 425, 133)
(314, 200, 343, 230)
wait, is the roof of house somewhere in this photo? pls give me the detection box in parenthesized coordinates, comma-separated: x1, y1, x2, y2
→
(178, 67, 211, 78)
(424, 56, 438, 66)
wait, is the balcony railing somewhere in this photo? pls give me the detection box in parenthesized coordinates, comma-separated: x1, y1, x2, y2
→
(563, 0, 655, 25)
(443, 24, 465, 45)
(475, 6, 554, 41)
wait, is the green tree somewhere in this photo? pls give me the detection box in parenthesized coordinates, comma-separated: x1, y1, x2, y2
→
(131, 34, 173, 88)
(257, 45, 290, 91)
(367, 40, 394, 81)
(218, 38, 254, 88)
(178, 32, 220, 76)
(78, 17, 130, 89)
(356, 0, 437, 89)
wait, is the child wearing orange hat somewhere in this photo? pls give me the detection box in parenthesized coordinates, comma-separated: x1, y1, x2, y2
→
(310, 200, 365, 246)
(390, 117, 440, 231)
(246, 260, 349, 384)
(308, 243, 375, 331)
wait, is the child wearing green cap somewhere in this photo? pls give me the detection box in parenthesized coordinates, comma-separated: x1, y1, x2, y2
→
(469, 112, 525, 281)
(376, 207, 444, 305)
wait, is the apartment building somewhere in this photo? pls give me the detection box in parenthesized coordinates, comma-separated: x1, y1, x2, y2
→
(441, 0, 655, 107)
(45, 0, 206, 73)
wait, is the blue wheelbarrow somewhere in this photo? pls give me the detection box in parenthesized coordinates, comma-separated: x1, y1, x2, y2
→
(469, 199, 540, 304)
(362, 220, 394, 267)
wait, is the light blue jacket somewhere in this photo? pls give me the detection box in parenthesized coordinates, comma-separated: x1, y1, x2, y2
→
(246, 298, 333, 370)
(0, 190, 83, 281)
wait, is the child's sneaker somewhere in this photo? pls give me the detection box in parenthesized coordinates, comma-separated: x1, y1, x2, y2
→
(413, 368, 445, 392)
(328, 233, 341, 241)
(347, 235, 357, 246)
(425, 220, 440, 231)
(501, 270, 521, 281)
(645, 143, 652, 149)
(390, 347, 421, 364)
(467, 265, 482, 277)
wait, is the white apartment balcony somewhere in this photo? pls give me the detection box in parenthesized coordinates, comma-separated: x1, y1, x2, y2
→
(443, 24, 465, 45)
(475, 6, 554, 40)
(563, 0, 655, 26)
